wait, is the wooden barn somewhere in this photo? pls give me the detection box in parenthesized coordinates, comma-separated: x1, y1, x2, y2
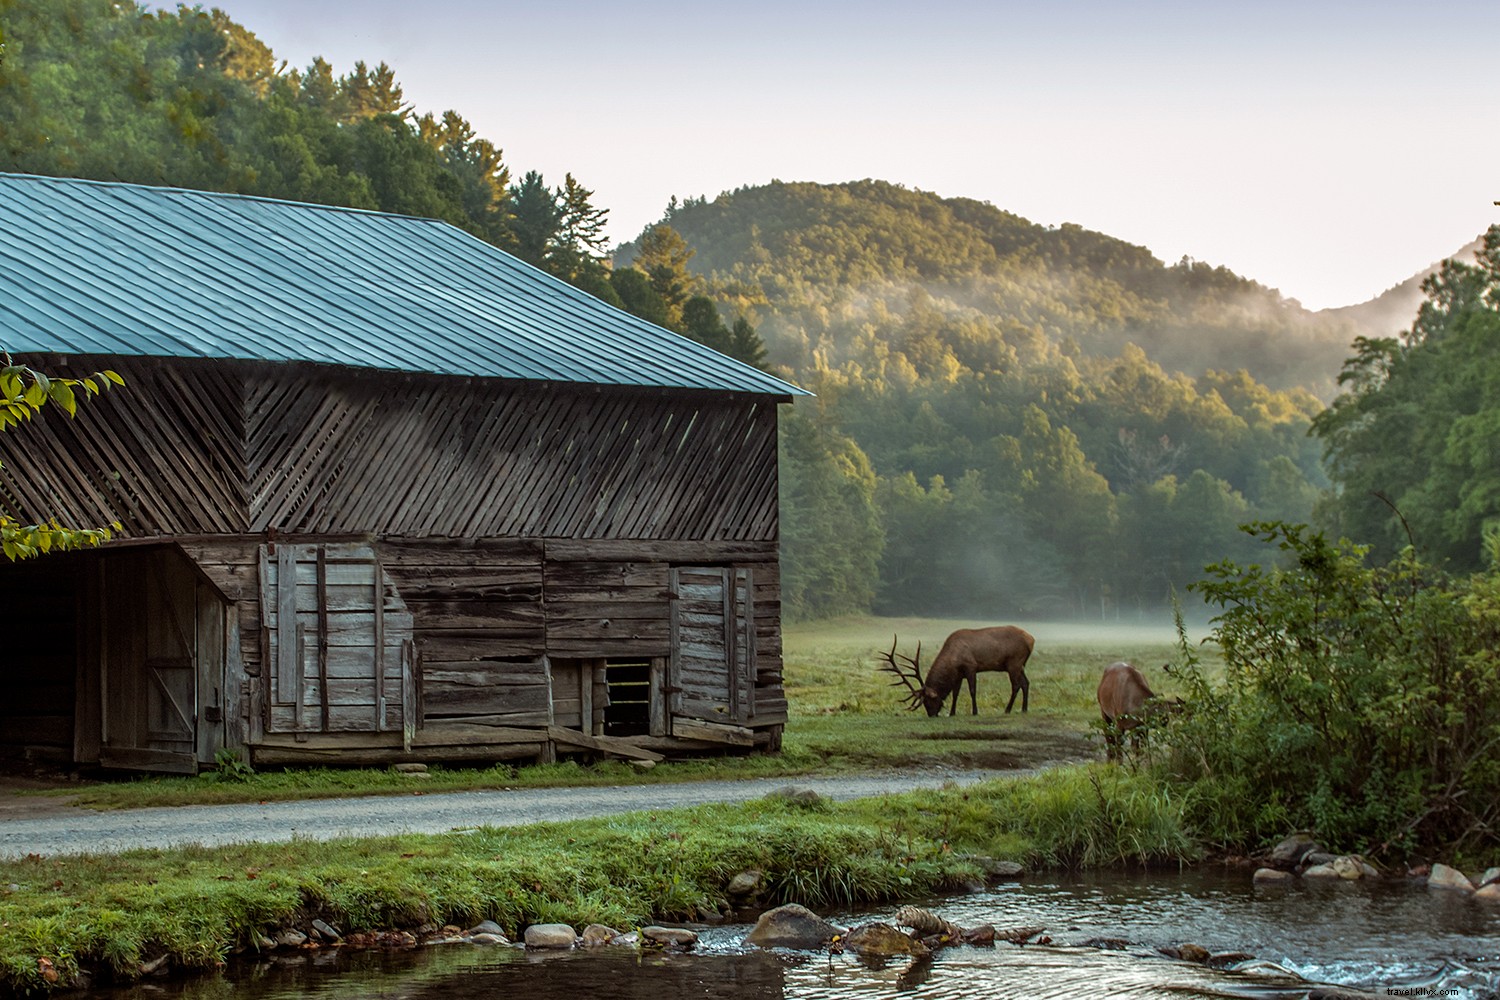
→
(0, 173, 805, 774)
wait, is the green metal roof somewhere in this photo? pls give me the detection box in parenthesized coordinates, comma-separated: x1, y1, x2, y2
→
(0, 173, 805, 397)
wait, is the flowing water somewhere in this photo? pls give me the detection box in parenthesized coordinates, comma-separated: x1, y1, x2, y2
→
(82, 869, 1500, 1000)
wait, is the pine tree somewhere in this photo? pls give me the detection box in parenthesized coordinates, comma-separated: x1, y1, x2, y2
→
(342, 61, 409, 121)
(557, 173, 609, 258)
(727, 315, 769, 369)
(681, 296, 730, 351)
(633, 224, 697, 329)
(509, 170, 561, 268)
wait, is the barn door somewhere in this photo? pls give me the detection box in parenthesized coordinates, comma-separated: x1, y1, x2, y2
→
(668, 566, 755, 731)
(259, 543, 415, 743)
(99, 548, 226, 774)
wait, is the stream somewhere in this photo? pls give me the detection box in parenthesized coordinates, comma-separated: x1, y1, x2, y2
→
(78, 868, 1500, 999)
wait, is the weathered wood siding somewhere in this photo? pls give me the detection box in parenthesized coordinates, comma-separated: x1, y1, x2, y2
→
(0, 356, 787, 765)
(244, 367, 780, 542)
(0, 358, 248, 535)
(3, 358, 778, 545)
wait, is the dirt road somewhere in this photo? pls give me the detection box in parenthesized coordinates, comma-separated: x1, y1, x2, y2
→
(0, 768, 1019, 859)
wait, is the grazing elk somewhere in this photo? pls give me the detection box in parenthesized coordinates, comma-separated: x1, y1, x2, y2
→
(879, 626, 1034, 717)
(1096, 661, 1179, 761)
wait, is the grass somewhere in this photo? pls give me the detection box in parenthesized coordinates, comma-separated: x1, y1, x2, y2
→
(0, 763, 1194, 994)
(30, 615, 1208, 811)
(0, 616, 1214, 993)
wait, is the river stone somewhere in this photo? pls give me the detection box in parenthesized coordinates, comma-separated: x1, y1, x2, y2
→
(1177, 942, 1210, 963)
(642, 926, 699, 948)
(1253, 867, 1293, 883)
(963, 855, 1026, 879)
(727, 870, 765, 898)
(393, 762, 427, 774)
(275, 929, 308, 948)
(1331, 856, 1364, 880)
(1208, 951, 1256, 969)
(745, 903, 846, 950)
(1270, 833, 1320, 866)
(469, 933, 506, 945)
(1474, 883, 1500, 903)
(1302, 851, 1339, 866)
(629, 759, 655, 771)
(1428, 863, 1475, 892)
(842, 922, 928, 958)
(765, 785, 825, 807)
(1301, 863, 1341, 878)
(312, 919, 341, 941)
(466, 920, 505, 938)
(523, 923, 578, 949)
(609, 931, 641, 948)
(1479, 867, 1500, 889)
(581, 923, 620, 947)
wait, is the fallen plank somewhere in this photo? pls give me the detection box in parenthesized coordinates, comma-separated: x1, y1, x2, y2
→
(546, 726, 665, 762)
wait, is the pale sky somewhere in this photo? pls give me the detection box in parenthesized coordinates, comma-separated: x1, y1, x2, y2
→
(199, 0, 1499, 310)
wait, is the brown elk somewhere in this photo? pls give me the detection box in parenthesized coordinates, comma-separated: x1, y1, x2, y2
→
(879, 626, 1034, 717)
(1096, 661, 1179, 761)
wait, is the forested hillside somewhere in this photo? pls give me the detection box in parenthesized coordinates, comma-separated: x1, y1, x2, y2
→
(7, 1, 1482, 623)
(619, 185, 1363, 618)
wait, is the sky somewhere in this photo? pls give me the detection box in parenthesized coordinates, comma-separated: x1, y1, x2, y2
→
(199, 0, 1500, 310)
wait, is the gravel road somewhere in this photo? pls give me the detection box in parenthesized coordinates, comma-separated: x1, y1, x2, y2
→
(0, 768, 1017, 859)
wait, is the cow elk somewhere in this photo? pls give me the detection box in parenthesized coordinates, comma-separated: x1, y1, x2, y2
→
(1096, 661, 1180, 761)
(879, 626, 1035, 717)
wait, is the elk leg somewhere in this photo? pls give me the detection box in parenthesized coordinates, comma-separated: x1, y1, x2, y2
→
(1005, 672, 1028, 714)
(948, 685, 960, 716)
(968, 673, 979, 715)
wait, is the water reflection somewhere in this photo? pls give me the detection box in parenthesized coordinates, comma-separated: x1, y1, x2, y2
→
(85, 868, 1500, 1000)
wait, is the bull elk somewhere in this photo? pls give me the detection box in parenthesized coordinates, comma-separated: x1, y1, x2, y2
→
(1096, 661, 1180, 761)
(879, 626, 1034, 717)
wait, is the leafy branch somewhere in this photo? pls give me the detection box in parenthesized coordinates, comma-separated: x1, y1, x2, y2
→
(0, 355, 124, 560)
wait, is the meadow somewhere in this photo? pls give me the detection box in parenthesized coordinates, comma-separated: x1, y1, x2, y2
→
(44, 616, 1204, 810)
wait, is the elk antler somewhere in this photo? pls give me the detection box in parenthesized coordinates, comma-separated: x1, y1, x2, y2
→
(877, 634, 925, 711)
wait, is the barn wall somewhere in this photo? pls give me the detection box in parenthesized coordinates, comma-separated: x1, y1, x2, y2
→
(0, 357, 248, 536)
(245, 368, 780, 542)
(2, 357, 787, 767)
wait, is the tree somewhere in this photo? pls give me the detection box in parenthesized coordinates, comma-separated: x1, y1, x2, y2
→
(556, 173, 610, 259)
(727, 316, 769, 370)
(778, 406, 883, 619)
(632, 224, 697, 329)
(509, 170, 561, 268)
(341, 60, 409, 122)
(609, 268, 672, 328)
(0, 358, 122, 560)
(1313, 227, 1500, 571)
(681, 295, 730, 352)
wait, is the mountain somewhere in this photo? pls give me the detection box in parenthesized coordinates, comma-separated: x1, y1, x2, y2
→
(1321, 236, 1485, 341)
(623, 180, 1370, 399)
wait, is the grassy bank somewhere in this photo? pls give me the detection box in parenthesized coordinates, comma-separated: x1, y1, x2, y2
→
(35, 616, 1194, 810)
(0, 763, 1195, 995)
(0, 617, 1203, 993)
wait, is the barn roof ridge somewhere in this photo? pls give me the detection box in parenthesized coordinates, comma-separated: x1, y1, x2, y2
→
(0, 172, 807, 399)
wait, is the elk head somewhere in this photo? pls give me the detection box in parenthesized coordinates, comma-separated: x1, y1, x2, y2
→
(877, 635, 940, 716)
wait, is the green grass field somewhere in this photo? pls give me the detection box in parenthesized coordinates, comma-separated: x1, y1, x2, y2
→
(35, 616, 1212, 810)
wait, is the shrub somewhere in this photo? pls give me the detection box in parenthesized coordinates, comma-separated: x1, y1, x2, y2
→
(1163, 522, 1500, 860)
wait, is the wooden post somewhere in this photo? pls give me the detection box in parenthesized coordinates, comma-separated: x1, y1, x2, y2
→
(316, 545, 330, 732)
(275, 545, 298, 708)
(373, 550, 386, 731)
(578, 659, 593, 735)
(649, 657, 667, 737)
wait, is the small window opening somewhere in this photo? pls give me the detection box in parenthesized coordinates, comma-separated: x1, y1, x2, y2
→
(604, 659, 652, 737)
